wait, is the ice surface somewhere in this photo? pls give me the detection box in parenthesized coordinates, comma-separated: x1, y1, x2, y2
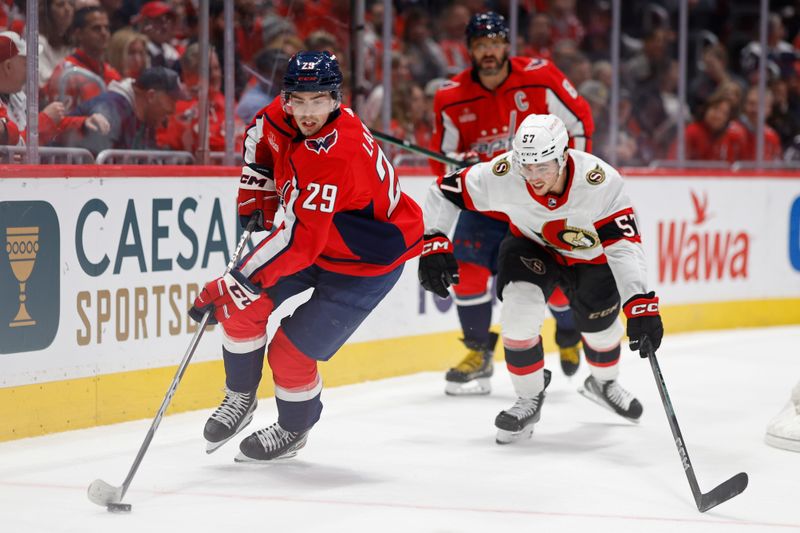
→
(1, 326, 799, 532)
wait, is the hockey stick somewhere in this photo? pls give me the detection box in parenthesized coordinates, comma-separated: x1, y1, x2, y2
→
(87, 217, 259, 512)
(369, 129, 468, 168)
(643, 339, 748, 512)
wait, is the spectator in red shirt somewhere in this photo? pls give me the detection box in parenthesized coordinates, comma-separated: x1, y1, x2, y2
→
(44, 6, 121, 113)
(735, 85, 783, 161)
(550, 0, 585, 46)
(523, 11, 553, 60)
(438, 3, 472, 76)
(156, 43, 241, 155)
(678, 94, 740, 162)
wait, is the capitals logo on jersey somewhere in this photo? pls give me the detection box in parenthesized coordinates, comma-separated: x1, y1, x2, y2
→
(305, 129, 338, 154)
(539, 219, 600, 251)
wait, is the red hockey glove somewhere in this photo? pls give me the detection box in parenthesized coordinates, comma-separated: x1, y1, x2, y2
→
(189, 270, 262, 325)
(238, 164, 278, 231)
(623, 291, 664, 357)
(418, 233, 459, 298)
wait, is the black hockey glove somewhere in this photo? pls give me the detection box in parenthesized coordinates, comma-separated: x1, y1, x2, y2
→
(418, 233, 459, 298)
(623, 291, 664, 357)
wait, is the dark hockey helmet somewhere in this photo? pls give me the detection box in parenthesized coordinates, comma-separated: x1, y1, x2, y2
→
(283, 50, 343, 96)
(465, 12, 509, 45)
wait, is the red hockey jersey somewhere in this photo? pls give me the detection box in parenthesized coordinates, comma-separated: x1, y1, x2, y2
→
(430, 56, 594, 175)
(238, 99, 424, 288)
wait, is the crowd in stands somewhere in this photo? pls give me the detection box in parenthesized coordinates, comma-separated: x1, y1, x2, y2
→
(1, 0, 800, 166)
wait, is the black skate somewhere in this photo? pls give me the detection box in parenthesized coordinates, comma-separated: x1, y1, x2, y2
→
(235, 422, 310, 462)
(494, 392, 545, 444)
(578, 375, 643, 422)
(558, 342, 582, 377)
(204, 388, 258, 453)
(445, 333, 498, 396)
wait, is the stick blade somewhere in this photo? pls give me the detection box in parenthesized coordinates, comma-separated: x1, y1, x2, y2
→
(88, 479, 123, 506)
(698, 472, 748, 512)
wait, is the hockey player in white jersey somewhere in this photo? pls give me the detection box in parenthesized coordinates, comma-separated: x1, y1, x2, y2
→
(418, 114, 664, 444)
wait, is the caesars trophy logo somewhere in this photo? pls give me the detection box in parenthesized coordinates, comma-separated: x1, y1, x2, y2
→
(0, 201, 59, 353)
(7, 226, 39, 327)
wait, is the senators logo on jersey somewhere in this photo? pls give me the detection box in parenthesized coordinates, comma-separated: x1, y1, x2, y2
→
(305, 130, 338, 154)
(539, 219, 600, 251)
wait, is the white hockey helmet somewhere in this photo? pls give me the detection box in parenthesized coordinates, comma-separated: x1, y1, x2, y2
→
(511, 114, 569, 175)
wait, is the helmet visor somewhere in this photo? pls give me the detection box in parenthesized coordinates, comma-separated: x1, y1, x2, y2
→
(282, 91, 338, 116)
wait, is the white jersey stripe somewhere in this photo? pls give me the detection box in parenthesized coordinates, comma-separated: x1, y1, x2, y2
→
(275, 374, 323, 402)
(545, 88, 586, 140)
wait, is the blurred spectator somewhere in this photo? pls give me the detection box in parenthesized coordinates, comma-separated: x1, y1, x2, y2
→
(677, 93, 739, 162)
(592, 60, 612, 89)
(710, 80, 744, 118)
(424, 77, 448, 127)
(622, 27, 671, 91)
(549, 0, 585, 47)
(523, 11, 553, 60)
(363, 51, 412, 128)
(97, 0, 125, 32)
(67, 66, 185, 154)
(579, 79, 608, 127)
(438, 2, 472, 75)
(581, 0, 611, 61)
(235, 0, 264, 64)
(363, 0, 401, 87)
(562, 51, 591, 89)
(633, 60, 685, 160)
(0, 31, 108, 146)
(390, 81, 431, 148)
(38, 0, 75, 88)
(305, 30, 344, 59)
(158, 44, 240, 155)
(401, 7, 448, 86)
(734, 85, 782, 160)
(133, 1, 180, 69)
(740, 13, 798, 84)
(551, 38, 579, 73)
(108, 28, 150, 79)
(44, 6, 121, 113)
(688, 43, 741, 118)
(769, 78, 800, 149)
(236, 48, 288, 123)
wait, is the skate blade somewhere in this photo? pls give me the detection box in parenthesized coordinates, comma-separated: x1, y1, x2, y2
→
(205, 412, 254, 454)
(577, 386, 640, 424)
(234, 450, 299, 463)
(495, 425, 534, 445)
(445, 378, 491, 396)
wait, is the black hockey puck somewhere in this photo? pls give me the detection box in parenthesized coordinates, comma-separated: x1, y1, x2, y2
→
(107, 503, 132, 513)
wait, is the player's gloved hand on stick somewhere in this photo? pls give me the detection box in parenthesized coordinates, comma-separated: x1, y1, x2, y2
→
(447, 150, 480, 167)
(189, 270, 262, 325)
(418, 232, 459, 298)
(238, 164, 279, 231)
(623, 291, 664, 357)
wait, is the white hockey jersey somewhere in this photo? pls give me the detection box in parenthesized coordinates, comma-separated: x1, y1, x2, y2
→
(423, 149, 649, 303)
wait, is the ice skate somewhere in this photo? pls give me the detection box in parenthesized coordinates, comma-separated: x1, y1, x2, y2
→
(494, 392, 544, 444)
(578, 376, 642, 422)
(444, 333, 498, 396)
(765, 399, 800, 452)
(204, 388, 257, 453)
(558, 342, 581, 377)
(235, 422, 310, 462)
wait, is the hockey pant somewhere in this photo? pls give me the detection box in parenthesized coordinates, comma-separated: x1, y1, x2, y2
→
(496, 235, 624, 398)
(220, 264, 403, 432)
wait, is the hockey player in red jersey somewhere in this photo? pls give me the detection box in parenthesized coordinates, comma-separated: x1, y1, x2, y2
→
(420, 114, 663, 443)
(429, 12, 595, 395)
(189, 51, 424, 461)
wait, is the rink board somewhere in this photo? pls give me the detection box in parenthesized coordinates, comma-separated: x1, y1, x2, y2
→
(1, 165, 799, 440)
